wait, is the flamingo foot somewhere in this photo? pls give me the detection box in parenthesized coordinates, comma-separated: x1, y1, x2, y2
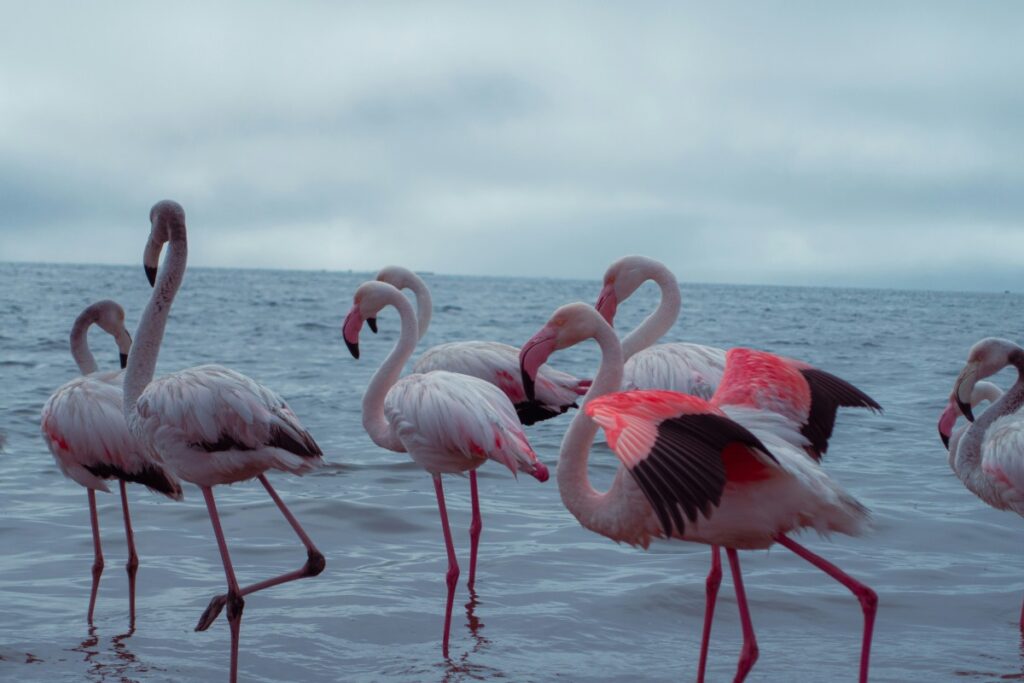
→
(195, 594, 227, 632)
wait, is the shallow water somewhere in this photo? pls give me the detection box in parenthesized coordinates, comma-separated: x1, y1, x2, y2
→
(1, 261, 1022, 682)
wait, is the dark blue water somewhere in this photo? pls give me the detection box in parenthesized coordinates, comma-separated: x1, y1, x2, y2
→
(1, 261, 1022, 682)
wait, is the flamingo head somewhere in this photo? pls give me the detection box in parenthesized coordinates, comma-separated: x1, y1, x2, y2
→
(954, 338, 1022, 422)
(92, 300, 133, 369)
(370, 265, 416, 335)
(342, 280, 401, 359)
(939, 379, 1004, 447)
(520, 302, 603, 402)
(596, 255, 664, 325)
(145, 200, 186, 287)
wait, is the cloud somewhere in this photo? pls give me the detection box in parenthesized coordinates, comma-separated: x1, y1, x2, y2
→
(1, 2, 1021, 290)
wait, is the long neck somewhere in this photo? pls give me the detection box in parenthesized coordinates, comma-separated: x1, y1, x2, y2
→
(362, 291, 419, 451)
(620, 266, 681, 360)
(404, 272, 433, 340)
(70, 312, 98, 375)
(958, 361, 1024, 476)
(558, 321, 626, 533)
(123, 239, 188, 422)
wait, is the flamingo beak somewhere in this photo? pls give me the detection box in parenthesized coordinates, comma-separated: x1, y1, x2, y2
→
(118, 331, 132, 369)
(519, 325, 559, 403)
(595, 283, 618, 325)
(143, 234, 162, 287)
(529, 460, 550, 482)
(937, 399, 958, 449)
(954, 363, 978, 422)
(145, 266, 157, 287)
(342, 305, 363, 359)
(367, 317, 378, 334)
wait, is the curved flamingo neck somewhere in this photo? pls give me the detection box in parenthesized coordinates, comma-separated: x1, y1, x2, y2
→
(362, 289, 419, 452)
(70, 309, 100, 375)
(558, 319, 627, 536)
(402, 271, 433, 340)
(620, 264, 681, 360)
(123, 237, 188, 424)
(957, 351, 1024, 481)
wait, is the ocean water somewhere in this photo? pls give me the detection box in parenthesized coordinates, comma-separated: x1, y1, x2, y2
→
(0, 261, 1022, 683)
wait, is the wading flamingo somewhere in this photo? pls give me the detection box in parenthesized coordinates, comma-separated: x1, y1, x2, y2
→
(374, 265, 589, 425)
(123, 200, 326, 683)
(939, 337, 1024, 631)
(519, 302, 880, 683)
(41, 300, 182, 625)
(342, 280, 548, 658)
(596, 255, 880, 679)
(595, 255, 725, 398)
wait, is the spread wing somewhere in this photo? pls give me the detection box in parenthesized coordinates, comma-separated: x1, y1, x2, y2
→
(585, 389, 777, 537)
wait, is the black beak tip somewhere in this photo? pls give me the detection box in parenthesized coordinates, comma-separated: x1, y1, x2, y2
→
(521, 368, 536, 403)
(119, 353, 129, 370)
(145, 265, 157, 287)
(956, 397, 975, 422)
(367, 318, 378, 334)
(939, 429, 950, 449)
(345, 339, 360, 359)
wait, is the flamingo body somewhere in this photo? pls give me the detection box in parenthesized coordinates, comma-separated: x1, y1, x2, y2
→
(620, 342, 726, 398)
(133, 364, 322, 488)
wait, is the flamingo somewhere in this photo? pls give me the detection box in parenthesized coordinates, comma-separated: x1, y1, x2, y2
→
(519, 302, 880, 682)
(595, 255, 726, 398)
(938, 337, 1024, 631)
(373, 265, 589, 425)
(41, 299, 183, 625)
(122, 200, 326, 683)
(341, 279, 549, 658)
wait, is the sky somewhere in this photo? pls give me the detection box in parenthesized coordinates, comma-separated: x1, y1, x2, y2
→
(1, 2, 1022, 291)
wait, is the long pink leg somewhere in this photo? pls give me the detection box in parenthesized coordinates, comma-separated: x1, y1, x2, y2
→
(726, 548, 759, 683)
(119, 481, 139, 628)
(774, 534, 877, 683)
(433, 474, 460, 658)
(696, 545, 723, 683)
(467, 471, 482, 591)
(86, 489, 104, 624)
(201, 487, 244, 683)
(195, 474, 325, 631)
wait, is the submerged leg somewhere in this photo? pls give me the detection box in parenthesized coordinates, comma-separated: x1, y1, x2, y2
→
(195, 475, 325, 631)
(119, 481, 139, 628)
(434, 474, 460, 658)
(87, 489, 104, 624)
(726, 548, 758, 683)
(696, 545, 723, 683)
(774, 534, 877, 683)
(467, 471, 482, 591)
(200, 487, 244, 683)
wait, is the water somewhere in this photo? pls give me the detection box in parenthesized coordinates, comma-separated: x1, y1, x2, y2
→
(1, 261, 1022, 682)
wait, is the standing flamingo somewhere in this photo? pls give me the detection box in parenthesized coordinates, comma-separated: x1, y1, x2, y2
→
(519, 302, 880, 682)
(341, 280, 548, 658)
(939, 337, 1024, 631)
(373, 265, 589, 425)
(595, 255, 726, 397)
(41, 299, 182, 625)
(122, 200, 326, 683)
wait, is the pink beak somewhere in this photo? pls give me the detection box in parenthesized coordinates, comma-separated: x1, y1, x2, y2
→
(519, 325, 558, 402)
(595, 283, 618, 325)
(342, 305, 364, 358)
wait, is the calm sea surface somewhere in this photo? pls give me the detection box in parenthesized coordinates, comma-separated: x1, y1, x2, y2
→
(1, 261, 1022, 682)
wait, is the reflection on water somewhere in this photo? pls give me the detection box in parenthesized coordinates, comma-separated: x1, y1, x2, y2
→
(68, 625, 156, 683)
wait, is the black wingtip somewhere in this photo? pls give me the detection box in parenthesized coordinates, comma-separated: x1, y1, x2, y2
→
(145, 265, 157, 287)
(119, 352, 129, 369)
(346, 339, 360, 359)
(367, 318, 378, 334)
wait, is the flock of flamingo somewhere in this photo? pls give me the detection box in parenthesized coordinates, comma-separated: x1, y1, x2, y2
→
(38, 200, 1023, 682)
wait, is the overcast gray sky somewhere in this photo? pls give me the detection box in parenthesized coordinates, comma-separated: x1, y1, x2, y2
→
(1, 2, 1021, 290)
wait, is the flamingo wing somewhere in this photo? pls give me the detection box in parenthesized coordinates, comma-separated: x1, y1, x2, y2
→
(981, 413, 1024, 514)
(41, 372, 182, 498)
(414, 340, 586, 425)
(713, 348, 880, 459)
(137, 364, 322, 461)
(622, 342, 727, 399)
(585, 390, 777, 537)
(385, 370, 543, 476)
